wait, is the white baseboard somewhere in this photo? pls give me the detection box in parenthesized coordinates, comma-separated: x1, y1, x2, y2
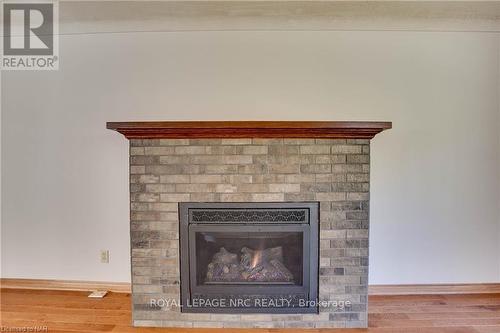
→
(0, 278, 131, 293)
(369, 283, 500, 295)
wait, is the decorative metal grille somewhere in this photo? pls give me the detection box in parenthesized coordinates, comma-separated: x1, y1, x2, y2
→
(190, 209, 307, 223)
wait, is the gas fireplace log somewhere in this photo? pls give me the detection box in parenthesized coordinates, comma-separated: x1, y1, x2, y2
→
(240, 246, 284, 269)
(206, 246, 293, 283)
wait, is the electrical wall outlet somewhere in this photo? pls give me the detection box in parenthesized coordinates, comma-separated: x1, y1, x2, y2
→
(100, 250, 110, 263)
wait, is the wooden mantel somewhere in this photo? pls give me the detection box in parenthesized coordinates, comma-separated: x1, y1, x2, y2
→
(106, 121, 391, 139)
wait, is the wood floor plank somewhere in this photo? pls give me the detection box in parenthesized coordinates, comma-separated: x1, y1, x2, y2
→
(2, 288, 500, 332)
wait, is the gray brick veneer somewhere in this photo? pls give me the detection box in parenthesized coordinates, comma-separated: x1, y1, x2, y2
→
(129, 138, 370, 328)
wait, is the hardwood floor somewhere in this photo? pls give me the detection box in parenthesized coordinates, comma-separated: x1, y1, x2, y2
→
(1, 289, 500, 332)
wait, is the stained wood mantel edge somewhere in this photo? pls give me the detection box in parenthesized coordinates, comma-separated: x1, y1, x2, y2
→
(106, 121, 392, 139)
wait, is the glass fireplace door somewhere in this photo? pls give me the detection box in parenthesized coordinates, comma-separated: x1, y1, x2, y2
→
(188, 224, 310, 295)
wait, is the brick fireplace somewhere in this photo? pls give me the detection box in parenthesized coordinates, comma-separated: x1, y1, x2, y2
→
(107, 121, 391, 329)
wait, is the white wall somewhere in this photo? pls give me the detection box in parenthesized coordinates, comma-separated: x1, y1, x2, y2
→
(1, 30, 499, 284)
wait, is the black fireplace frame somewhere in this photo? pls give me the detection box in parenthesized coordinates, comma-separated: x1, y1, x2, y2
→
(179, 202, 319, 314)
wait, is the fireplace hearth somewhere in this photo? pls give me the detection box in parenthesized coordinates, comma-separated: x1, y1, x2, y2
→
(179, 202, 319, 313)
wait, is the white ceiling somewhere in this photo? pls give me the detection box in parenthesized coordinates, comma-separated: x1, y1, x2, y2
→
(59, 1, 500, 34)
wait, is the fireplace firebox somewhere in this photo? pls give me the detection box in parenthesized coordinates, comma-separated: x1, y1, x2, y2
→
(179, 202, 319, 314)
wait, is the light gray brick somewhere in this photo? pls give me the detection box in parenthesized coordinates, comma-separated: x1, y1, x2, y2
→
(159, 175, 190, 183)
(192, 322, 223, 328)
(132, 276, 151, 284)
(159, 139, 189, 146)
(284, 321, 314, 328)
(285, 193, 316, 201)
(215, 184, 237, 193)
(206, 145, 238, 155)
(285, 174, 315, 183)
(251, 193, 284, 201)
(322, 230, 347, 239)
(145, 184, 175, 193)
(190, 175, 222, 183)
(189, 139, 222, 145)
(346, 155, 370, 164)
(222, 175, 253, 184)
(159, 212, 178, 221)
(346, 139, 369, 145)
(283, 155, 314, 164)
(300, 145, 331, 154)
(131, 193, 159, 202)
(331, 145, 362, 154)
(320, 239, 331, 249)
(131, 156, 158, 165)
(130, 184, 145, 193)
(332, 182, 369, 192)
(320, 257, 331, 267)
(205, 165, 238, 174)
(130, 147, 145, 155)
(131, 211, 160, 221)
(189, 155, 222, 164)
(145, 165, 181, 174)
(175, 184, 214, 193)
(316, 192, 346, 201)
(346, 248, 369, 257)
(252, 138, 283, 145)
(303, 313, 330, 321)
(221, 139, 252, 145)
(347, 173, 370, 182)
(129, 139, 143, 146)
(174, 146, 207, 155)
(145, 147, 175, 155)
(130, 166, 145, 174)
(253, 174, 285, 183)
(158, 156, 189, 164)
(283, 138, 314, 145)
(240, 314, 273, 322)
(209, 314, 241, 321)
(133, 285, 163, 293)
(131, 202, 149, 211)
(316, 174, 346, 182)
(190, 193, 220, 201)
(315, 139, 346, 144)
(283, 145, 300, 154)
(316, 154, 346, 164)
(269, 183, 300, 192)
(347, 192, 370, 200)
(131, 175, 159, 184)
(300, 164, 332, 174)
(332, 164, 364, 173)
(242, 146, 268, 154)
(159, 193, 190, 202)
(237, 183, 269, 192)
(220, 193, 252, 202)
(238, 164, 267, 174)
(347, 230, 369, 239)
(221, 155, 253, 164)
(301, 183, 331, 192)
